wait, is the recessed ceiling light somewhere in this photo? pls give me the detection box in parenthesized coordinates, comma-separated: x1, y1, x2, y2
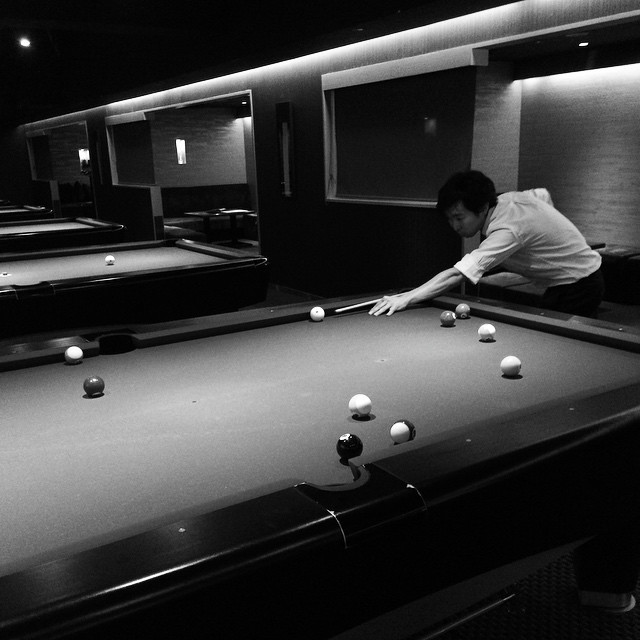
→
(19, 37, 31, 48)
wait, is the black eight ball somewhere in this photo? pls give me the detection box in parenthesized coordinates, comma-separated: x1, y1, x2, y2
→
(336, 433, 364, 460)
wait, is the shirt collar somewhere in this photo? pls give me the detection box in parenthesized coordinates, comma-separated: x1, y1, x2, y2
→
(482, 204, 497, 236)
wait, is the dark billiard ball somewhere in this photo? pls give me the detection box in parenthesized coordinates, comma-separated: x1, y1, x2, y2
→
(83, 376, 105, 397)
(455, 303, 471, 319)
(389, 419, 416, 444)
(440, 310, 456, 327)
(336, 433, 363, 460)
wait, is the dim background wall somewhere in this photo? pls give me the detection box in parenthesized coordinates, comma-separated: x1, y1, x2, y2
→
(47, 124, 91, 186)
(518, 63, 640, 248)
(149, 108, 246, 187)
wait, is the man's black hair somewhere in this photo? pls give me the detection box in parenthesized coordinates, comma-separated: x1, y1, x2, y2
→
(436, 170, 498, 216)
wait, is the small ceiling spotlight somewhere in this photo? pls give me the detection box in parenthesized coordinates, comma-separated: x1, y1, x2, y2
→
(19, 37, 31, 48)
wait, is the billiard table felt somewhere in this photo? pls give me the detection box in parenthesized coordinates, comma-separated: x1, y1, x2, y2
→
(2, 304, 640, 578)
(0, 246, 227, 286)
(0, 221, 88, 236)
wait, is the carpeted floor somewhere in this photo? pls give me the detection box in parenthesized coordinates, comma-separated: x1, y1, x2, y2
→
(435, 552, 640, 640)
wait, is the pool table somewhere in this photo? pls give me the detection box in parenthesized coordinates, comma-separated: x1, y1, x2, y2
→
(0, 239, 269, 336)
(0, 205, 54, 222)
(0, 217, 124, 252)
(1, 295, 640, 638)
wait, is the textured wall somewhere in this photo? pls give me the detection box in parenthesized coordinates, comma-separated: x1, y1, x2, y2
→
(150, 108, 246, 187)
(519, 63, 640, 247)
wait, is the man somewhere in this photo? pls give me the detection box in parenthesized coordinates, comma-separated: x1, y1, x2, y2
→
(370, 170, 640, 614)
(370, 170, 604, 318)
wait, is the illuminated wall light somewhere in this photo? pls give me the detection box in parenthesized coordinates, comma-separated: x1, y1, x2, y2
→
(23, 2, 631, 132)
(78, 148, 91, 174)
(519, 61, 640, 87)
(175, 138, 186, 164)
(101, 2, 520, 118)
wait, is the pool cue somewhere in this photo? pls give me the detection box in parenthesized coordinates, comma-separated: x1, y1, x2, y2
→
(335, 298, 382, 314)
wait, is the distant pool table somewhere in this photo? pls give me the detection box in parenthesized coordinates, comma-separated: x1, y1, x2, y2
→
(0, 216, 125, 252)
(0, 239, 269, 335)
(0, 296, 639, 639)
(0, 205, 54, 221)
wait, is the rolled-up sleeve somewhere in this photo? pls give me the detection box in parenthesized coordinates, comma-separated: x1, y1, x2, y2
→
(454, 253, 483, 284)
(454, 229, 522, 285)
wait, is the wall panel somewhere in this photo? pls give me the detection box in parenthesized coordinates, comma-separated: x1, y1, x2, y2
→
(519, 63, 640, 247)
(150, 108, 246, 187)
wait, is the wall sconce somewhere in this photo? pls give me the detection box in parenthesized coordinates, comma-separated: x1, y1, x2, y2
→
(175, 138, 187, 164)
(78, 148, 91, 174)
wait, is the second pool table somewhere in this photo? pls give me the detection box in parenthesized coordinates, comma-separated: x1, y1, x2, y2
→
(0, 239, 269, 336)
(0, 217, 124, 252)
(0, 296, 640, 638)
(0, 205, 54, 222)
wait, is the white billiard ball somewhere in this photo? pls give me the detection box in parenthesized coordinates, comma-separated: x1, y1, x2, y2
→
(389, 420, 416, 444)
(500, 355, 522, 377)
(478, 323, 496, 342)
(105, 255, 115, 266)
(310, 306, 325, 322)
(64, 345, 84, 364)
(349, 394, 372, 417)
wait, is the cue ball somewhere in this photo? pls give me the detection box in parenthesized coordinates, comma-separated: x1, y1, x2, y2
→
(440, 310, 456, 327)
(455, 303, 471, 319)
(310, 306, 325, 322)
(336, 433, 364, 460)
(389, 420, 416, 444)
(105, 255, 115, 266)
(83, 376, 105, 397)
(64, 345, 84, 364)
(478, 323, 496, 342)
(349, 394, 372, 417)
(500, 355, 522, 377)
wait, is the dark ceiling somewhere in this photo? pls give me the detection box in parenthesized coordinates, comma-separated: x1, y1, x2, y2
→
(1, 0, 515, 125)
(2, 1, 638, 127)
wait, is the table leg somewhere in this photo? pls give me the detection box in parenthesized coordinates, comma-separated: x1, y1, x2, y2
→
(221, 213, 252, 248)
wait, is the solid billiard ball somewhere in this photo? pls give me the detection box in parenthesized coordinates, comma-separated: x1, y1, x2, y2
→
(310, 306, 325, 322)
(440, 310, 456, 327)
(500, 355, 522, 377)
(455, 303, 471, 319)
(105, 255, 115, 266)
(389, 420, 416, 444)
(478, 323, 496, 342)
(64, 345, 84, 364)
(336, 433, 364, 460)
(349, 393, 372, 417)
(83, 376, 105, 397)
